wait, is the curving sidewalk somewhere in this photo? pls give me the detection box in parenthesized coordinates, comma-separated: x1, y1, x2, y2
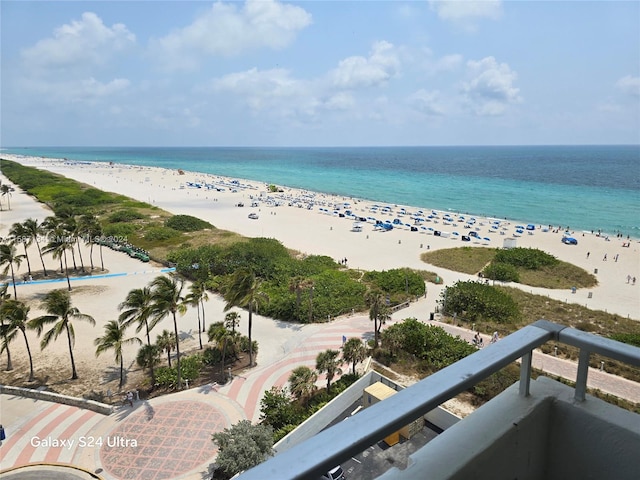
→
(1, 300, 637, 479)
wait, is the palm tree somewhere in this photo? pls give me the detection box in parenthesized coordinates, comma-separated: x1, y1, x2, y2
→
(288, 276, 306, 321)
(185, 282, 207, 349)
(288, 365, 317, 405)
(315, 349, 342, 393)
(150, 275, 187, 389)
(64, 216, 84, 272)
(2, 300, 35, 381)
(1, 184, 12, 210)
(342, 337, 367, 375)
(156, 329, 176, 367)
(79, 214, 101, 271)
(42, 220, 73, 291)
(0, 284, 14, 371)
(136, 344, 161, 386)
(307, 280, 315, 323)
(208, 322, 238, 375)
(23, 218, 48, 276)
(30, 289, 95, 380)
(366, 289, 391, 348)
(0, 284, 11, 369)
(95, 320, 142, 389)
(222, 268, 268, 368)
(9, 222, 32, 277)
(119, 287, 157, 347)
(0, 242, 26, 299)
(224, 311, 240, 334)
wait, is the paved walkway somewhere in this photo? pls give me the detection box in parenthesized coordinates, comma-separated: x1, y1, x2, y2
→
(1, 297, 638, 479)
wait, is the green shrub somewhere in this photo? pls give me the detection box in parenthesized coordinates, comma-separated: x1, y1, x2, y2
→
(154, 355, 204, 389)
(108, 209, 145, 223)
(494, 247, 558, 270)
(165, 214, 213, 232)
(103, 223, 136, 237)
(483, 262, 520, 282)
(362, 268, 426, 297)
(144, 226, 181, 241)
(440, 281, 521, 323)
(609, 333, 640, 348)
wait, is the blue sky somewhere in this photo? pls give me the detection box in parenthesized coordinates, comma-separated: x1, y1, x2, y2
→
(1, 0, 639, 147)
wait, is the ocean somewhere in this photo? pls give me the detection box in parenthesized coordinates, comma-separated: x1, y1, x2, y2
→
(2, 145, 639, 238)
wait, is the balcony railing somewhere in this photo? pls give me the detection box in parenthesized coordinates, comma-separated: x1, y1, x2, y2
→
(237, 320, 640, 480)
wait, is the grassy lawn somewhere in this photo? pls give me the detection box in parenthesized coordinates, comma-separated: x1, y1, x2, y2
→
(421, 246, 597, 289)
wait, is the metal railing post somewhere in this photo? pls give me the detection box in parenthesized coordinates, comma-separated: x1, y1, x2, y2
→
(574, 348, 591, 402)
(519, 351, 533, 397)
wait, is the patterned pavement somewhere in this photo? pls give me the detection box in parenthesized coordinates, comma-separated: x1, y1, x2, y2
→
(99, 401, 223, 480)
(1, 303, 638, 479)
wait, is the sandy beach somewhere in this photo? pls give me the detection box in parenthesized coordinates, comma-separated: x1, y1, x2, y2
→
(0, 154, 638, 397)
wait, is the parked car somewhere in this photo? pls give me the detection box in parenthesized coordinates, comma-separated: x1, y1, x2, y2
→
(321, 465, 345, 480)
(248, 213, 259, 220)
(562, 236, 578, 245)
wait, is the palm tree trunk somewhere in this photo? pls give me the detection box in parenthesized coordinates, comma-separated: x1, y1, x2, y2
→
(1, 319, 12, 371)
(248, 307, 253, 367)
(166, 347, 172, 367)
(75, 238, 85, 272)
(35, 238, 48, 276)
(195, 304, 202, 350)
(374, 316, 379, 347)
(200, 299, 206, 333)
(173, 312, 181, 389)
(21, 328, 34, 381)
(63, 250, 72, 291)
(66, 323, 78, 379)
(70, 245, 78, 271)
(89, 242, 95, 270)
(221, 337, 228, 375)
(99, 244, 105, 271)
(23, 243, 32, 276)
(119, 355, 124, 388)
(9, 263, 18, 299)
(144, 321, 155, 384)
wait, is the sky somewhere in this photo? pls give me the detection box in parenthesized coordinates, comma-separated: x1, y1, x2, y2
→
(1, 0, 639, 147)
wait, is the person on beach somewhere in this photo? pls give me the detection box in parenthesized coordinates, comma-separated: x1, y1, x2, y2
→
(126, 391, 134, 407)
(491, 332, 499, 344)
(586, 252, 590, 259)
(627, 275, 632, 284)
(603, 254, 607, 261)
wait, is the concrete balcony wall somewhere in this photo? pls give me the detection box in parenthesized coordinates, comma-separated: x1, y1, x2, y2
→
(380, 377, 640, 480)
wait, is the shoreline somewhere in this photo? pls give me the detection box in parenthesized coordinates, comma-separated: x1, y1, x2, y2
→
(1, 153, 640, 322)
(3, 150, 638, 240)
(5, 153, 639, 243)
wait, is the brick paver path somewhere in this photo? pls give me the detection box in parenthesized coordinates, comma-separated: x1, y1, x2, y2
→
(99, 401, 224, 480)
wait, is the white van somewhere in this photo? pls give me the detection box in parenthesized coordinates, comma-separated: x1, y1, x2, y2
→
(320, 465, 345, 480)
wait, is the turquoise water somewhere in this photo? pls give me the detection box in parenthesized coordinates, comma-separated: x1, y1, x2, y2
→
(2, 145, 639, 237)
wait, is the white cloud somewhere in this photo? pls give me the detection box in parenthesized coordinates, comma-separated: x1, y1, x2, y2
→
(21, 12, 135, 71)
(433, 53, 464, 73)
(152, 0, 312, 71)
(461, 56, 521, 115)
(429, 0, 503, 21)
(615, 75, 640, 97)
(324, 92, 355, 111)
(409, 89, 446, 116)
(329, 41, 400, 89)
(22, 77, 131, 106)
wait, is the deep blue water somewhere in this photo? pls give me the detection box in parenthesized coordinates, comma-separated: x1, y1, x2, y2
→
(2, 145, 639, 237)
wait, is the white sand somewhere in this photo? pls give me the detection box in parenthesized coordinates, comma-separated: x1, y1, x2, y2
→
(0, 154, 638, 393)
